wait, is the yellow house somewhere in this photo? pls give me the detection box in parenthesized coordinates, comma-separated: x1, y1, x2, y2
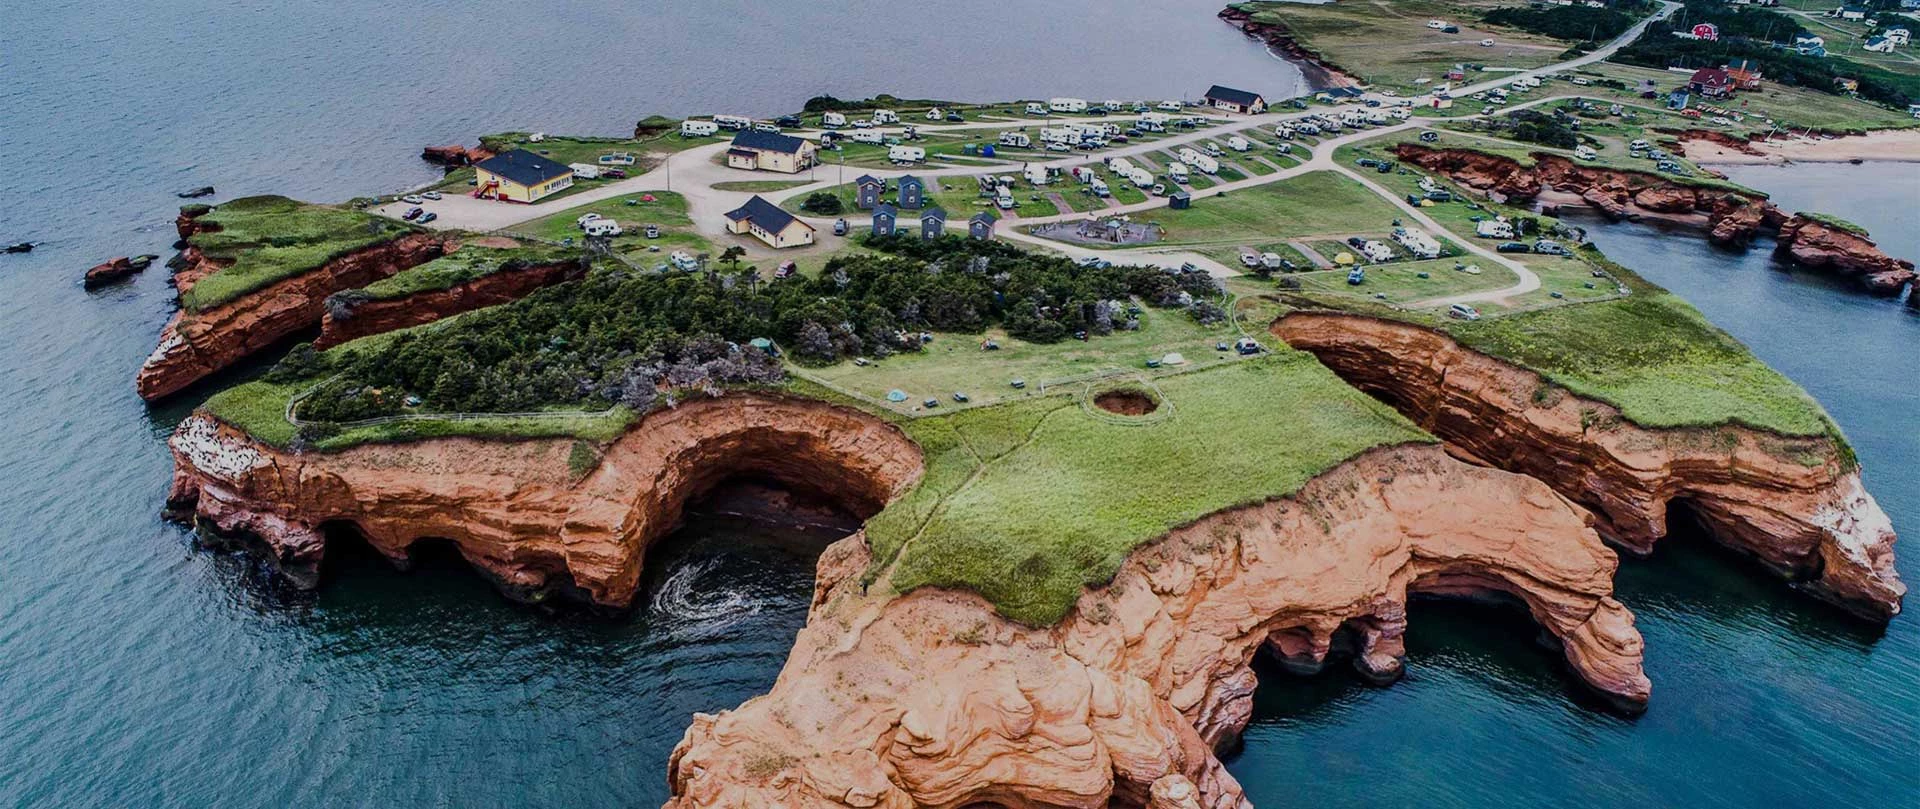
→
(474, 149, 574, 203)
(724, 196, 815, 249)
(726, 130, 817, 174)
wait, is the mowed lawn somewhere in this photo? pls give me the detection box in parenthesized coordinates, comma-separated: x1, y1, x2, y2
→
(1143, 171, 1408, 246)
(800, 303, 1240, 413)
(1231, 0, 1574, 92)
(181, 196, 417, 312)
(869, 352, 1433, 625)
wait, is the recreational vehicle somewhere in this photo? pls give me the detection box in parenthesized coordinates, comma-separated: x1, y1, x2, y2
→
(998, 131, 1031, 148)
(1025, 102, 1049, 116)
(713, 115, 753, 131)
(872, 109, 900, 125)
(821, 112, 847, 128)
(851, 130, 884, 144)
(1226, 136, 1250, 152)
(1090, 178, 1110, 197)
(1127, 167, 1154, 187)
(1049, 97, 1088, 113)
(1166, 162, 1189, 183)
(582, 219, 622, 237)
(680, 120, 719, 137)
(1023, 164, 1052, 185)
(888, 145, 926, 163)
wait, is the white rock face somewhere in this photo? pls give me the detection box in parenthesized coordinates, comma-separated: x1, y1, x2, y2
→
(170, 416, 267, 482)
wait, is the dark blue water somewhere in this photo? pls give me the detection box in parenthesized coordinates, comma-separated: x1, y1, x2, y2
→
(0, 1, 1913, 804)
(1226, 162, 1920, 807)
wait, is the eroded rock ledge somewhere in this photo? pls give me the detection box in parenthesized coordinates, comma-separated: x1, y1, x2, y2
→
(164, 394, 923, 606)
(313, 258, 585, 349)
(665, 444, 1648, 809)
(1272, 312, 1904, 621)
(1393, 145, 1915, 295)
(138, 211, 449, 401)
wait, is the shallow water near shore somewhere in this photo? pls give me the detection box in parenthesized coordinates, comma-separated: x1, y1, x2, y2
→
(2, 2, 1916, 806)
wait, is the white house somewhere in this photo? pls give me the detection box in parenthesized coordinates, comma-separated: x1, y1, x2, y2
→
(1885, 27, 1911, 46)
(1864, 35, 1896, 53)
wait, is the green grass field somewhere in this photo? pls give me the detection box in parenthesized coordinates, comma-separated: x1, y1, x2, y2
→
(1105, 171, 1409, 247)
(797, 303, 1240, 414)
(1576, 62, 1919, 135)
(1228, 0, 1582, 93)
(181, 196, 417, 312)
(868, 352, 1433, 625)
(503, 192, 714, 261)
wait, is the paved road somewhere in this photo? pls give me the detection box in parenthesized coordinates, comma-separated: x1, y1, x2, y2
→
(380, 0, 1678, 301)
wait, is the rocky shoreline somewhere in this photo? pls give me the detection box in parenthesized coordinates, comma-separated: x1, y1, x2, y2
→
(1217, 5, 1357, 90)
(1272, 311, 1904, 621)
(1393, 144, 1917, 296)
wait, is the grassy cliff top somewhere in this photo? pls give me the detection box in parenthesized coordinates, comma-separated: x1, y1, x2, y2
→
(866, 352, 1433, 626)
(353, 243, 581, 301)
(183, 196, 416, 312)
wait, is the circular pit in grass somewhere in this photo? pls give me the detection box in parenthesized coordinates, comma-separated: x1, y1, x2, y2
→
(1093, 389, 1159, 416)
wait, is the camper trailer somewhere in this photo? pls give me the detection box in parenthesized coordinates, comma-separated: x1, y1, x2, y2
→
(1574, 145, 1597, 161)
(713, 114, 753, 131)
(1025, 101, 1049, 116)
(821, 112, 847, 129)
(1360, 241, 1394, 263)
(569, 163, 603, 180)
(582, 219, 623, 237)
(1139, 112, 1171, 126)
(996, 187, 1016, 209)
(1023, 164, 1052, 185)
(872, 109, 900, 125)
(680, 120, 719, 137)
(997, 131, 1032, 148)
(1049, 97, 1089, 113)
(888, 145, 926, 163)
(1190, 154, 1219, 174)
(1272, 123, 1295, 139)
(1126, 167, 1154, 188)
(1157, 100, 1183, 111)
(1039, 127, 1076, 145)
(851, 129, 884, 145)
(1166, 162, 1190, 183)
(1226, 136, 1251, 152)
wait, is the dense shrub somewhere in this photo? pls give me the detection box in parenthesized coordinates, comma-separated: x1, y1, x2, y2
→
(801, 192, 844, 215)
(1482, 5, 1635, 43)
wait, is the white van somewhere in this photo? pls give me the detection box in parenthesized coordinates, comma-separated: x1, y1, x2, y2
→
(1090, 178, 1110, 197)
(888, 145, 926, 163)
(680, 120, 718, 137)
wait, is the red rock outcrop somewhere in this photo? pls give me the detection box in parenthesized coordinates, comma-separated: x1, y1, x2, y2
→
(421, 144, 493, 166)
(136, 233, 447, 401)
(84, 257, 139, 288)
(664, 444, 1648, 809)
(1396, 144, 1911, 293)
(1273, 312, 1904, 621)
(313, 258, 586, 349)
(164, 394, 923, 605)
(1774, 216, 1917, 296)
(1217, 6, 1359, 89)
(1663, 128, 1763, 157)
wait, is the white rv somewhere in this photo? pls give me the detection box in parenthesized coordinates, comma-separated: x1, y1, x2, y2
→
(925, 107, 945, 120)
(1166, 162, 1190, 183)
(1126, 167, 1154, 187)
(888, 145, 926, 163)
(1049, 97, 1088, 113)
(1025, 101, 1049, 115)
(1108, 157, 1135, 175)
(1226, 136, 1251, 152)
(821, 112, 847, 129)
(1039, 127, 1076, 145)
(998, 131, 1032, 148)
(1190, 154, 1219, 174)
(569, 163, 603, 180)
(1177, 147, 1206, 166)
(872, 109, 900, 125)
(1475, 220, 1514, 239)
(1090, 178, 1110, 197)
(1023, 164, 1052, 185)
(1361, 241, 1395, 263)
(996, 187, 1016, 209)
(713, 114, 753, 131)
(582, 219, 623, 237)
(851, 129, 884, 144)
(680, 120, 719, 137)
(1157, 100, 1183, 111)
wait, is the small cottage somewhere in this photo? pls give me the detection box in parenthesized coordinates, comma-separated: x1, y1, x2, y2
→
(897, 175, 926, 209)
(1202, 85, 1267, 114)
(920, 207, 947, 240)
(726, 130, 818, 173)
(854, 175, 885, 209)
(968, 212, 997, 240)
(872, 204, 898, 237)
(474, 149, 574, 203)
(723, 195, 815, 249)
(1687, 68, 1735, 98)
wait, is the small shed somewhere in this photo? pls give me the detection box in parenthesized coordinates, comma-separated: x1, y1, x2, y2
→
(968, 212, 997, 240)
(854, 174, 885, 210)
(1168, 191, 1192, 210)
(898, 175, 926, 209)
(920, 207, 947, 240)
(872, 204, 898, 237)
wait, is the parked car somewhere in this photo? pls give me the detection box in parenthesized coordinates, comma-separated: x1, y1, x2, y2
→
(833, 218, 848, 236)
(402, 206, 423, 220)
(421, 191, 442, 201)
(1480, 38, 1494, 46)
(643, 223, 661, 239)
(401, 194, 424, 205)
(417, 211, 437, 224)
(1240, 253, 1262, 269)
(1449, 303, 1481, 321)
(1495, 241, 1531, 253)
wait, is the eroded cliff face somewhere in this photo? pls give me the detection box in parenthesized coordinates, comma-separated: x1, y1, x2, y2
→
(138, 233, 448, 401)
(1272, 312, 1904, 621)
(665, 445, 1648, 809)
(1394, 145, 1913, 295)
(313, 259, 585, 349)
(164, 394, 924, 605)
(1217, 5, 1358, 88)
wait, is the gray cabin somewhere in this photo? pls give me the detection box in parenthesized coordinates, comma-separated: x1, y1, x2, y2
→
(854, 174, 885, 210)
(897, 175, 926, 209)
(872, 204, 898, 237)
(968, 212, 997, 240)
(920, 207, 947, 240)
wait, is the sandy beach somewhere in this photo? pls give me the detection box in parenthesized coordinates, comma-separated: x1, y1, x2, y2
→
(1684, 127, 1920, 165)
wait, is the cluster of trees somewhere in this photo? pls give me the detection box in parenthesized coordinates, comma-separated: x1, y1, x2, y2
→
(1478, 109, 1583, 149)
(283, 237, 1222, 420)
(800, 192, 843, 215)
(1482, 4, 1638, 45)
(1616, 0, 1915, 109)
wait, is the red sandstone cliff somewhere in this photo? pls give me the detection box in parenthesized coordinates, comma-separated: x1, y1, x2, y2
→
(164, 395, 924, 604)
(1217, 6, 1358, 89)
(664, 444, 1648, 808)
(1272, 312, 1904, 621)
(1395, 144, 1913, 295)
(313, 259, 585, 349)
(137, 233, 447, 401)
